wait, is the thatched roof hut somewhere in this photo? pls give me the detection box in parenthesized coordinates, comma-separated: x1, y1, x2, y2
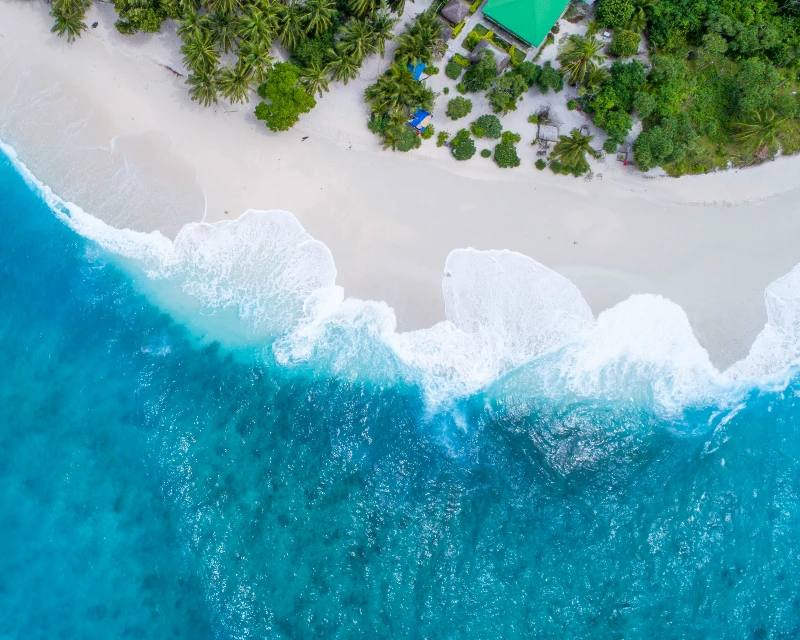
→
(441, 0, 470, 24)
(537, 124, 559, 142)
(438, 22, 454, 41)
(469, 40, 511, 73)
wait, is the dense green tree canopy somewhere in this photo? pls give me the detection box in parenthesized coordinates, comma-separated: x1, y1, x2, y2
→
(255, 62, 316, 132)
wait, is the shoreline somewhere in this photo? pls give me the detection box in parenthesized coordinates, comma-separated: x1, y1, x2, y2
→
(2, 0, 800, 368)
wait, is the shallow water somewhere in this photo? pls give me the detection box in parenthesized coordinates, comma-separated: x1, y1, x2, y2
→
(2, 149, 800, 639)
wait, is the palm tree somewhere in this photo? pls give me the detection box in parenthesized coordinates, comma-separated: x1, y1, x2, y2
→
(186, 67, 220, 106)
(577, 65, 609, 97)
(733, 109, 786, 156)
(50, 6, 87, 42)
(181, 29, 220, 72)
(217, 61, 254, 103)
(339, 18, 379, 62)
(206, 0, 241, 15)
(627, 0, 657, 32)
(325, 47, 361, 83)
(237, 6, 276, 46)
(238, 39, 273, 84)
(386, 0, 405, 14)
(210, 12, 239, 54)
(300, 61, 331, 97)
(348, 0, 380, 18)
(552, 128, 595, 170)
(277, 2, 306, 51)
(367, 10, 398, 57)
(557, 35, 605, 85)
(302, 0, 336, 37)
(176, 9, 204, 39)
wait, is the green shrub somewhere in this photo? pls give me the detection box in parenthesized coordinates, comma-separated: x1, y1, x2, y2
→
(464, 30, 482, 51)
(464, 50, 498, 92)
(445, 60, 463, 80)
(447, 96, 473, 119)
(567, 99, 578, 110)
(451, 129, 477, 160)
(437, 130, 450, 147)
(535, 158, 547, 170)
(501, 130, 521, 144)
(421, 124, 435, 140)
(396, 126, 422, 152)
(610, 30, 641, 57)
(443, 87, 450, 94)
(596, 0, 635, 29)
(481, 148, 492, 158)
(452, 53, 471, 67)
(425, 65, 440, 75)
(551, 23, 560, 34)
(633, 91, 656, 118)
(456, 82, 467, 94)
(603, 138, 618, 153)
(528, 114, 540, 124)
(535, 62, 564, 94)
(292, 33, 335, 68)
(494, 140, 521, 168)
(471, 114, 503, 138)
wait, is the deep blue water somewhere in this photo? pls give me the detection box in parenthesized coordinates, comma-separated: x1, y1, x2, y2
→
(2, 150, 800, 639)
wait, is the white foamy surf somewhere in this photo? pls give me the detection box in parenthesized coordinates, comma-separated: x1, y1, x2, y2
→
(3, 140, 800, 413)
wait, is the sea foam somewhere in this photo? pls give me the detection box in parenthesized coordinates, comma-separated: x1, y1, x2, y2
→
(3, 141, 800, 412)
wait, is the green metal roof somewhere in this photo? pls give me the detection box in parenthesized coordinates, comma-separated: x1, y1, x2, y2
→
(482, 0, 570, 47)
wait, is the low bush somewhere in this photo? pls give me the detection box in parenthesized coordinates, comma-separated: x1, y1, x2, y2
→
(425, 65, 440, 75)
(456, 82, 467, 94)
(452, 53, 471, 67)
(481, 148, 492, 158)
(551, 23, 560, 34)
(609, 30, 641, 57)
(567, 99, 578, 110)
(501, 131, 521, 144)
(437, 130, 450, 147)
(446, 96, 473, 119)
(535, 158, 547, 170)
(421, 124, 435, 140)
(443, 87, 450, 94)
(445, 60, 463, 80)
(603, 138, 618, 153)
(528, 114, 540, 124)
(396, 126, 422, 152)
(494, 139, 521, 168)
(471, 114, 503, 139)
(452, 129, 477, 160)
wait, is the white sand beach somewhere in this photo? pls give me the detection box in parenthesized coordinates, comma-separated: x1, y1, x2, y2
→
(2, 0, 800, 367)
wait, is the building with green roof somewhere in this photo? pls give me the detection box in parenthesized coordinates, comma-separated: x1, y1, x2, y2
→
(482, 0, 571, 47)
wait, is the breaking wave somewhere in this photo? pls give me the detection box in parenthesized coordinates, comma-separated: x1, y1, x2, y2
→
(3, 141, 799, 413)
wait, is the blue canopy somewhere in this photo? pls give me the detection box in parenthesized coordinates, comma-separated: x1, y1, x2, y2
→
(408, 109, 433, 132)
(408, 62, 427, 81)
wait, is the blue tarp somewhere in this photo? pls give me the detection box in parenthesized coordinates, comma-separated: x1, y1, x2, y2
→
(408, 109, 433, 132)
(408, 62, 427, 81)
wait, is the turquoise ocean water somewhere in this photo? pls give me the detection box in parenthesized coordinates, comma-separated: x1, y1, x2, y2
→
(2, 146, 800, 639)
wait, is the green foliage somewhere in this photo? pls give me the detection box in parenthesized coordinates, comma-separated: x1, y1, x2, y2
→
(567, 100, 578, 110)
(633, 91, 656, 117)
(481, 148, 492, 158)
(557, 35, 605, 85)
(610, 30, 641, 57)
(421, 124, 435, 140)
(633, 113, 696, 170)
(551, 128, 595, 176)
(487, 70, 529, 113)
(456, 82, 467, 93)
(255, 62, 316, 132)
(588, 60, 646, 142)
(597, 0, 635, 29)
(395, 126, 422, 151)
(535, 62, 564, 94)
(494, 139, 521, 167)
(452, 53, 471, 67)
(535, 158, 547, 170)
(528, 114, 540, 124)
(445, 60, 464, 79)
(734, 59, 781, 115)
(471, 114, 503, 138)
(292, 32, 335, 68)
(463, 50, 498, 92)
(501, 131, 521, 144)
(451, 129, 477, 160)
(394, 11, 444, 67)
(50, 0, 90, 42)
(446, 96, 473, 120)
(603, 138, 618, 153)
(437, 130, 450, 147)
(112, 0, 178, 35)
